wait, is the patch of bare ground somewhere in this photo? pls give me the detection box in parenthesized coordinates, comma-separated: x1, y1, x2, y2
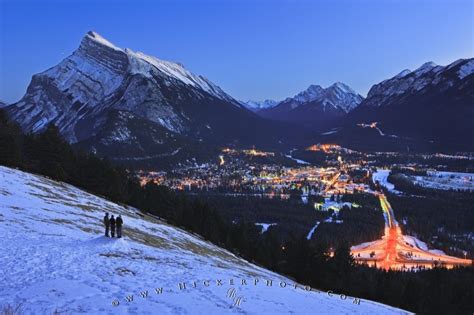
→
(115, 267, 136, 276)
(125, 227, 172, 250)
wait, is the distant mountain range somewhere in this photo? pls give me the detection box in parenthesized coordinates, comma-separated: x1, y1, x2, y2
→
(258, 82, 364, 129)
(334, 59, 474, 151)
(240, 99, 279, 112)
(4, 31, 474, 161)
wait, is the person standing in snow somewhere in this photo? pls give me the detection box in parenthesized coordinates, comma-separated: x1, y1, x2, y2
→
(116, 215, 123, 238)
(110, 215, 116, 238)
(103, 213, 110, 237)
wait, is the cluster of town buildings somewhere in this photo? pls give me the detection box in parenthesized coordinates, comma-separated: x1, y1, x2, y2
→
(137, 146, 372, 211)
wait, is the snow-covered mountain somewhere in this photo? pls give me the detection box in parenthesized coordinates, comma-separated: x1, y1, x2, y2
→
(272, 83, 362, 113)
(322, 82, 364, 113)
(0, 166, 409, 314)
(259, 82, 363, 129)
(240, 99, 279, 112)
(361, 59, 474, 108)
(6, 31, 300, 164)
(0, 100, 7, 108)
(8, 31, 243, 142)
(338, 58, 474, 151)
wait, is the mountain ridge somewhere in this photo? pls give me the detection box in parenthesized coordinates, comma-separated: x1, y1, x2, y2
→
(328, 58, 474, 151)
(259, 82, 364, 130)
(5, 31, 473, 154)
(240, 99, 279, 112)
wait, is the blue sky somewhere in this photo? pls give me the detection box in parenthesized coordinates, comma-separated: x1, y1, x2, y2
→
(0, 0, 473, 103)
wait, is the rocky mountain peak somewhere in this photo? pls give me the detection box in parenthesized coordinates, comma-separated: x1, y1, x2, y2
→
(416, 61, 437, 71)
(75, 31, 129, 75)
(240, 99, 279, 111)
(6, 31, 249, 148)
(291, 84, 324, 103)
(84, 31, 121, 50)
(365, 58, 473, 106)
(394, 69, 412, 79)
(258, 81, 363, 128)
(329, 82, 355, 94)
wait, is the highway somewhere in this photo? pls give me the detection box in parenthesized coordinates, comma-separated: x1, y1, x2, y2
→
(351, 189, 472, 270)
(324, 172, 341, 193)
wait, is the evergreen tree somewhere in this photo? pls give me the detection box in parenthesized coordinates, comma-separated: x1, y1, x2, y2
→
(0, 110, 22, 166)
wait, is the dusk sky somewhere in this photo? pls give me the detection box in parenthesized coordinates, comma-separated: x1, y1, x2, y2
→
(0, 0, 473, 104)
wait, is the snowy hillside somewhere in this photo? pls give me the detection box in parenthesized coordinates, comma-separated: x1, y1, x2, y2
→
(0, 166, 409, 314)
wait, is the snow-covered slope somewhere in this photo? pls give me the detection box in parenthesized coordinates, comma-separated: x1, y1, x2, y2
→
(0, 166, 409, 314)
(343, 58, 474, 150)
(290, 84, 325, 106)
(270, 82, 363, 114)
(362, 58, 474, 108)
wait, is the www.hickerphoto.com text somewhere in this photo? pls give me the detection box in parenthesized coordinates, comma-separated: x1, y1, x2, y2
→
(112, 278, 362, 307)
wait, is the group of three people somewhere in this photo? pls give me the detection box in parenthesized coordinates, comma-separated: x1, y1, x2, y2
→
(103, 213, 124, 238)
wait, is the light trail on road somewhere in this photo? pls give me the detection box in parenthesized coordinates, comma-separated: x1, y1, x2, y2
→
(324, 172, 341, 193)
(352, 192, 472, 271)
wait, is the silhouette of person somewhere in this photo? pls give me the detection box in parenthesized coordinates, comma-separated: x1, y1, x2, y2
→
(110, 215, 116, 238)
(116, 215, 123, 238)
(103, 213, 110, 237)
